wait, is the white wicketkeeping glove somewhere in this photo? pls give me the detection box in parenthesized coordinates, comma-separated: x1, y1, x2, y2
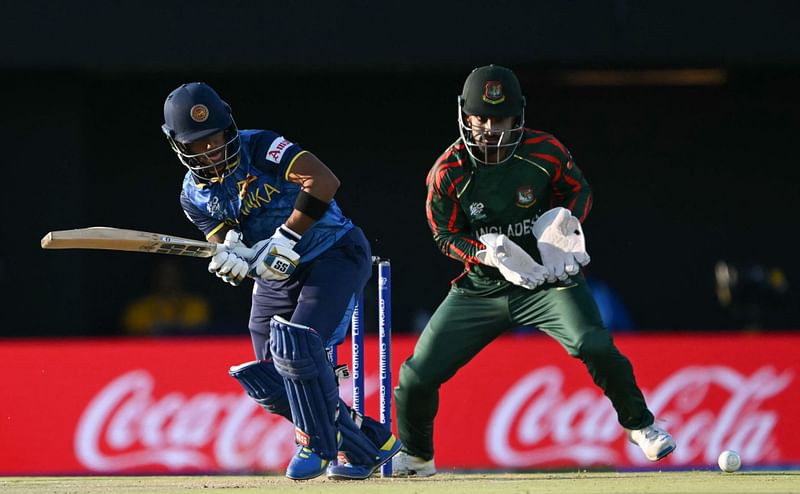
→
(249, 225, 302, 281)
(532, 207, 590, 283)
(208, 230, 250, 286)
(476, 233, 548, 290)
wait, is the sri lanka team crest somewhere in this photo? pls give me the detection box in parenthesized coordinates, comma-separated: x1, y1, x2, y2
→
(190, 104, 209, 122)
(515, 185, 536, 208)
(483, 81, 505, 104)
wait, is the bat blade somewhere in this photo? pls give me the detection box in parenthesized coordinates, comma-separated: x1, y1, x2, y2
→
(40, 227, 219, 258)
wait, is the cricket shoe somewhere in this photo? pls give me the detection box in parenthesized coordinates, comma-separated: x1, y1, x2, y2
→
(391, 450, 437, 477)
(627, 424, 676, 461)
(285, 446, 330, 480)
(326, 434, 403, 480)
(286, 432, 342, 480)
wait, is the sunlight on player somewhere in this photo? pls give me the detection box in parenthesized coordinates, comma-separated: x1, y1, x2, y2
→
(392, 65, 675, 478)
(162, 82, 401, 481)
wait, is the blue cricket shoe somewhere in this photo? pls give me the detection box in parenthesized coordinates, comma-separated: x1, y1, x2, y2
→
(326, 434, 402, 480)
(286, 432, 342, 480)
(286, 446, 330, 480)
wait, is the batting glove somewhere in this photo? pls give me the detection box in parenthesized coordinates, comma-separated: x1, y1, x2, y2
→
(208, 230, 250, 286)
(532, 207, 590, 283)
(477, 233, 548, 290)
(249, 225, 302, 281)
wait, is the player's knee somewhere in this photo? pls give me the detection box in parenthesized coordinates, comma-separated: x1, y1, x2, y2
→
(577, 329, 614, 360)
(256, 394, 291, 417)
(229, 360, 291, 419)
(397, 360, 436, 394)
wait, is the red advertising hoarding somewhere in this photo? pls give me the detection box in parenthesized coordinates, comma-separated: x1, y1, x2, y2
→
(1, 332, 797, 474)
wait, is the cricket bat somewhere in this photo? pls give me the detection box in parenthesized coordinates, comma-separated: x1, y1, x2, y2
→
(40, 226, 256, 259)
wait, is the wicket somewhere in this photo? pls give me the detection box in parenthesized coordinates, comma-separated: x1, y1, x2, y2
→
(328, 256, 393, 477)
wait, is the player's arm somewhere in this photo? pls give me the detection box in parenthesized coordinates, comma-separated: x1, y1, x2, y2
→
(240, 150, 337, 282)
(283, 151, 340, 234)
(207, 228, 230, 244)
(179, 190, 230, 243)
(208, 150, 338, 278)
(544, 136, 593, 222)
(532, 136, 592, 281)
(425, 166, 483, 265)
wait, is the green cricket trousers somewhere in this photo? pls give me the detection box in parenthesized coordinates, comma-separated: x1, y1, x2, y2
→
(393, 275, 654, 460)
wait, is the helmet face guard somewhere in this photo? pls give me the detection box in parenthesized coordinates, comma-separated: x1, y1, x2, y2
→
(457, 65, 526, 165)
(162, 82, 242, 182)
(166, 124, 241, 181)
(458, 98, 525, 165)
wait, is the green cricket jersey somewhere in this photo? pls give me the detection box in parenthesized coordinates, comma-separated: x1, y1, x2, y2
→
(425, 129, 593, 294)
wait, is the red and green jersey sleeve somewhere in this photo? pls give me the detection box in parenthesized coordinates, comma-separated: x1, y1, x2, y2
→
(425, 143, 483, 265)
(522, 131, 593, 222)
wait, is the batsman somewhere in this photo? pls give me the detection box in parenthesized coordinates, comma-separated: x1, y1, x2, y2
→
(161, 82, 400, 480)
(392, 65, 675, 476)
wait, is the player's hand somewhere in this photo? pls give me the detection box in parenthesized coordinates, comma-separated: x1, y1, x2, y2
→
(477, 233, 548, 290)
(208, 230, 250, 286)
(249, 225, 302, 281)
(532, 207, 590, 283)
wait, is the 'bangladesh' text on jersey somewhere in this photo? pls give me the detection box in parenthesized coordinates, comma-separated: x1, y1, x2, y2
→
(180, 130, 353, 263)
(425, 128, 593, 291)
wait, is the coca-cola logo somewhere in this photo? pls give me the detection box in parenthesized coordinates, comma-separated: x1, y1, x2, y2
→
(487, 365, 793, 467)
(75, 369, 379, 472)
(75, 364, 793, 472)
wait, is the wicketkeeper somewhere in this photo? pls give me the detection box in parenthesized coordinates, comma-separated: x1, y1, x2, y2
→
(392, 65, 675, 477)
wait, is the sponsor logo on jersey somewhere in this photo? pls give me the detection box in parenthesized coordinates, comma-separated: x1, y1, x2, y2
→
(469, 202, 487, 220)
(515, 185, 536, 208)
(190, 104, 209, 123)
(483, 81, 506, 105)
(266, 137, 293, 163)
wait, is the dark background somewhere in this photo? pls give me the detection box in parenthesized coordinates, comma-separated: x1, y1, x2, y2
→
(3, 1, 798, 337)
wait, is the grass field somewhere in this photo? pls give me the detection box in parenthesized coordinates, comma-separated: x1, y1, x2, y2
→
(1, 471, 798, 494)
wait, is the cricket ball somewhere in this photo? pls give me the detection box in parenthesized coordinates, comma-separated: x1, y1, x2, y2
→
(718, 450, 741, 472)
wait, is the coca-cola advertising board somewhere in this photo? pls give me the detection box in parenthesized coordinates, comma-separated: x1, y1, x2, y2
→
(0, 332, 797, 474)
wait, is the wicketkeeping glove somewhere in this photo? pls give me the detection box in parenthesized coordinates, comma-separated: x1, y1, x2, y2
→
(208, 230, 250, 286)
(249, 225, 302, 281)
(476, 233, 548, 290)
(532, 207, 590, 282)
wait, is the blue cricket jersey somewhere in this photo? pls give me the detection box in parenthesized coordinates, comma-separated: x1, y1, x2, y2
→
(180, 130, 354, 263)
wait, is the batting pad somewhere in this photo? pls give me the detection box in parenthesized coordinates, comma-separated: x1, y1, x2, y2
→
(270, 316, 339, 460)
(228, 359, 291, 419)
(336, 400, 382, 466)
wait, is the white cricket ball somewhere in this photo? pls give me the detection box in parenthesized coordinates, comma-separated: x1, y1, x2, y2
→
(718, 450, 741, 472)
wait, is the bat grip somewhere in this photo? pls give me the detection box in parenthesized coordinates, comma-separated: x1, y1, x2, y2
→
(213, 243, 258, 262)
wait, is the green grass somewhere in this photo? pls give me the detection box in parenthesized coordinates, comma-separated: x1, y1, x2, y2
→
(1, 471, 798, 494)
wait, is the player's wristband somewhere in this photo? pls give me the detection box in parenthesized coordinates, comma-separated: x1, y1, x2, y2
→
(277, 224, 302, 243)
(294, 190, 329, 220)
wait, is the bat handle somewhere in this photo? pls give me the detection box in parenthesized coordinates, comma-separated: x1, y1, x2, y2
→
(211, 243, 259, 281)
(217, 244, 257, 262)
